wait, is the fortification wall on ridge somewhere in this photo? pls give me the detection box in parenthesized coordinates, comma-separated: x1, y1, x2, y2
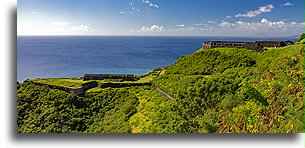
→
(24, 80, 98, 95)
(83, 74, 135, 81)
(202, 41, 288, 51)
(99, 82, 152, 88)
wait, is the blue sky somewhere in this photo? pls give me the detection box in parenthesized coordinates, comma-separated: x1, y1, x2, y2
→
(17, 0, 304, 36)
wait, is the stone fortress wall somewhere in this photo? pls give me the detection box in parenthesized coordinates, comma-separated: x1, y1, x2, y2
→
(99, 82, 152, 88)
(202, 41, 293, 51)
(24, 80, 98, 95)
(83, 74, 135, 81)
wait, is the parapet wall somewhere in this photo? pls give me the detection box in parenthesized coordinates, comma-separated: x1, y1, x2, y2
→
(202, 41, 288, 51)
(24, 79, 150, 94)
(83, 74, 135, 81)
(24, 80, 98, 95)
(100, 82, 152, 88)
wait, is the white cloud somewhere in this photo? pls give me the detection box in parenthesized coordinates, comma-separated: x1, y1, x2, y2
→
(140, 25, 164, 32)
(131, 7, 140, 12)
(132, 18, 302, 36)
(235, 4, 274, 17)
(120, 11, 126, 14)
(72, 25, 92, 32)
(259, 4, 274, 12)
(32, 11, 37, 15)
(177, 27, 196, 31)
(52, 21, 68, 25)
(176, 24, 185, 27)
(142, 0, 149, 4)
(141, 0, 159, 8)
(216, 18, 303, 36)
(219, 21, 236, 27)
(149, 3, 159, 8)
(130, 18, 302, 36)
(226, 16, 232, 19)
(208, 21, 217, 24)
(169, 23, 212, 32)
(194, 23, 208, 26)
(260, 18, 269, 23)
(283, 2, 294, 6)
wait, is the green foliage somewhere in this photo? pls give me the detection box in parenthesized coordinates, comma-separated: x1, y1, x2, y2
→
(220, 100, 263, 133)
(17, 43, 304, 133)
(17, 83, 87, 133)
(152, 44, 303, 133)
(128, 86, 182, 133)
(84, 88, 138, 133)
(17, 83, 138, 133)
(165, 48, 256, 75)
(30, 77, 89, 88)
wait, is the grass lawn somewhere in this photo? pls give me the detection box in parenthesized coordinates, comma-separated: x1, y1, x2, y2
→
(29, 74, 154, 90)
(86, 87, 105, 93)
(136, 75, 155, 83)
(30, 77, 89, 88)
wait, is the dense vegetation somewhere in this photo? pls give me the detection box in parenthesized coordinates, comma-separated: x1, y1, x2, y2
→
(17, 83, 138, 133)
(17, 35, 304, 133)
(152, 42, 304, 133)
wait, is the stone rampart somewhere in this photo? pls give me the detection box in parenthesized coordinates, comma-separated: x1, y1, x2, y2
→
(100, 82, 152, 88)
(202, 41, 288, 51)
(83, 74, 135, 81)
(24, 80, 98, 95)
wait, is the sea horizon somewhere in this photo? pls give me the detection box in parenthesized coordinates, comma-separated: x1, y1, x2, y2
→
(15, 0, 305, 139)
(17, 34, 302, 39)
(17, 35, 299, 82)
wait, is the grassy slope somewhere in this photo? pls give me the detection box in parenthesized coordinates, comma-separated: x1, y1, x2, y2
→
(30, 77, 88, 88)
(17, 41, 304, 133)
(29, 75, 154, 89)
(127, 86, 181, 133)
(152, 44, 304, 133)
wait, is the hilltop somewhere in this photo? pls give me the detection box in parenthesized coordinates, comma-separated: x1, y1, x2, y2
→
(152, 42, 303, 133)
(17, 35, 304, 133)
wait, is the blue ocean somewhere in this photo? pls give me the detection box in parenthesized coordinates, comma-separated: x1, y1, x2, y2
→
(17, 36, 296, 82)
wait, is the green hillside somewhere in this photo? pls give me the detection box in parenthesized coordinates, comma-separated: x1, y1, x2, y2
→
(152, 43, 304, 133)
(17, 35, 304, 133)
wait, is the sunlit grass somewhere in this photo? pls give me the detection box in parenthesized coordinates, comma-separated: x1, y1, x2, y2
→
(30, 77, 88, 88)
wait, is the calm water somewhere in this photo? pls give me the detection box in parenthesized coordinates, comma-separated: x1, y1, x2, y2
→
(17, 36, 295, 82)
